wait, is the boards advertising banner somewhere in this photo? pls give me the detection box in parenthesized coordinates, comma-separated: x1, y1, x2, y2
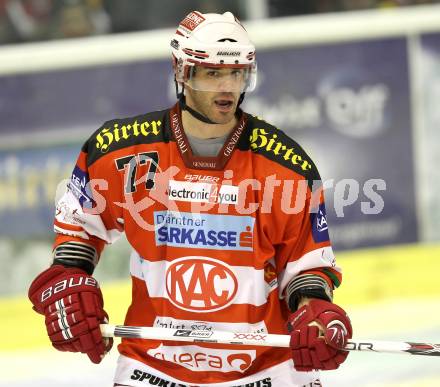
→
(0, 39, 418, 249)
(0, 145, 79, 236)
(243, 38, 418, 249)
(418, 32, 440, 242)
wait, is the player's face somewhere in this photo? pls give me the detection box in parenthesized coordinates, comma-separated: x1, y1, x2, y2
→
(185, 66, 244, 124)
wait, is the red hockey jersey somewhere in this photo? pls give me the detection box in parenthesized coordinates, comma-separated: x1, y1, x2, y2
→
(54, 103, 341, 385)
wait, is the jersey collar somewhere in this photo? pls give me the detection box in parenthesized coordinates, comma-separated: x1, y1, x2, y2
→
(169, 102, 247, 170)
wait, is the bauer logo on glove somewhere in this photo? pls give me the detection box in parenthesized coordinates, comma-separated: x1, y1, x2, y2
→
(40, 276, 98, 303)
(287, 299, 353, 371)
(28, 265, 112, 364)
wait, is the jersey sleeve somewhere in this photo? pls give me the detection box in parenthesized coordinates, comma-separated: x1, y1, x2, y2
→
(53, 140, 124, 257)
(275, 175, 342, 298)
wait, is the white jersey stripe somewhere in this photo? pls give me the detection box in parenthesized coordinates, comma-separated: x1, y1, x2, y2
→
(55, 189, 122, 243)
(153, 315, 268, 334)
(278, 246, 340, 295)
(114, 354, 320, 387)
(130, 250, 278, 308)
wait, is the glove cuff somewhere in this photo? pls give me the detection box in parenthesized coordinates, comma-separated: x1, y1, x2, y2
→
(286, 274, 333, 311)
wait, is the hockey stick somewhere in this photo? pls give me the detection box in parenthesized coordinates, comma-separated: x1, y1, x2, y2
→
(100, 324, 440, 356)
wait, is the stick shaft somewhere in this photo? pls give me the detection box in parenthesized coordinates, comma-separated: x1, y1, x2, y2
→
(100, 324, 440, 356)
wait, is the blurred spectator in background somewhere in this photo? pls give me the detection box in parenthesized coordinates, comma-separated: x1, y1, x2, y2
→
(50, 0, 110, 39)
(0, 0, 110, 44)
(268, 0, 342, 15)
(0, 0, 54, 43)
(268, 0, 440, 16)
(106, 0, 244, 33)
(1, 0, 440, 45)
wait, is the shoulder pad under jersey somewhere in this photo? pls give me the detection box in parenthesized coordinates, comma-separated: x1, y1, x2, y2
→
(245, 115, 321, 187)
(85, 109, 170, 166)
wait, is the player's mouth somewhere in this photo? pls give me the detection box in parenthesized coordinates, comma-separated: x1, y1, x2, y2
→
(214, 98, 234, 112)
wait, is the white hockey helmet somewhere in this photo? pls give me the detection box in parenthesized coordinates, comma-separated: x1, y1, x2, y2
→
(170, 11, 257, 93)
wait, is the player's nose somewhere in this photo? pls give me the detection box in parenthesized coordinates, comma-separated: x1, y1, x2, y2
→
(216, 75, 239, 92)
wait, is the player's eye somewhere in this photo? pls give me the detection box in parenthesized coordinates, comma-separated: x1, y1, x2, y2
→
(207, 70, 219, 77)
(231, 69, 242, 76)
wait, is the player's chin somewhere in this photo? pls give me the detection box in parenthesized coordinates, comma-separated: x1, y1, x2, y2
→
(211, 110, 235, 124)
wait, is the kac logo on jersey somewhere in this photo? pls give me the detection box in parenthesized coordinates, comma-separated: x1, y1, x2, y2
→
(154, 211, 254, 251)
(166, 256, 238, 312)
(310, 203, 330, 243)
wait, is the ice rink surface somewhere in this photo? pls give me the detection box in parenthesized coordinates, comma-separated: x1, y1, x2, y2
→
(2, 299, 439, 387)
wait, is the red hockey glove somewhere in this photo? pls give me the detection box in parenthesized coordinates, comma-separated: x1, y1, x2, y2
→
(28, 265, 112, 364)
(287, 299, 352, 371)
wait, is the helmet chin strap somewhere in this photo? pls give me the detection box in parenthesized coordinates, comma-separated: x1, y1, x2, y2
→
(175, 81, 245, 125)
(178, 94, 218, 125)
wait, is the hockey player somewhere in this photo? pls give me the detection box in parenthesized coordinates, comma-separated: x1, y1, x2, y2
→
(28, 11, 352, 387)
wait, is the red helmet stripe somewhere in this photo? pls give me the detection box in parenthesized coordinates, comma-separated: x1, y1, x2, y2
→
(182, 49, 209, 58)
(186, 59, 252, 68)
